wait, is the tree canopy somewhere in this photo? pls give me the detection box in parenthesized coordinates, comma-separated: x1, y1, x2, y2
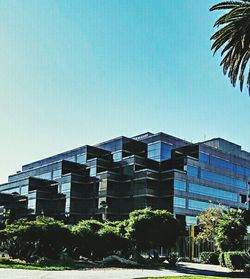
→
(210, 0, 250, 94)
(0, 216, 73, 261)
(126, 208, 179, 251)
(72, 219, 130, 259)
(196, 207, 223, 242)
(215, 208, 247, 251)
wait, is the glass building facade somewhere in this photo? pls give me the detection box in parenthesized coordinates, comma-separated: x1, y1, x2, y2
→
(0, 132, 249, 225)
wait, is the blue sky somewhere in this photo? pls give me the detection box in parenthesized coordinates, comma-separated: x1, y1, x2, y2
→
(0, 0, 249, 183)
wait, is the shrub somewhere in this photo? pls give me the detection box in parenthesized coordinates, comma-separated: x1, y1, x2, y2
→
(71, 220, 104, 259)
(36, 257, 54, 267)
(224, 251, 246, 270)
(126, 209, 179, 252)
(219, 252, 225, 267)
(0, 217, 73, 262)
(97, 225, 130, 258)
(167, 252, 179, 267)
(72, 220, 130, 260)
(244, 263, 250, 274)
(242, 248, 250, 274)
(215, 209, 246, 252)
(178, 257, 191, 262)
(199, 251, 219, 265)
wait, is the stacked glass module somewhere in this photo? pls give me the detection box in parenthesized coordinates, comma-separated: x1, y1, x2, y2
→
(0, 132, 249, 225)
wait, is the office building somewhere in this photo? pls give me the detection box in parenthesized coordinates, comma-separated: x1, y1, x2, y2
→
(0, 132, 249, 225)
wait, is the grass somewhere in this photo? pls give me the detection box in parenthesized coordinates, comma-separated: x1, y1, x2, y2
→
(0, 263, 68, 270)
(0, 257, 85, 270)
(139, 277, 231, 279)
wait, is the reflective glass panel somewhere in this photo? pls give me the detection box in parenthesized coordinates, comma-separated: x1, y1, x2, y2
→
(174, 197, 186, 208)
(113, 151, 122, 162)
(76, 154, 86, 164)
(28, 199, 36, 209)
(90, 167, 96, 177)
(186, 165, 198, 177)
(66, 156, 76, 162)
(174, 180, 187, 191)
(61, 182, 71, 193)
(148, 142, 172, 162)
(20, 185, 29, 195)
(189, 183, 238, 202)
(188, 199, 212, 211)
(52, 169, 61, 180)
(36, 172, 52, 180)
(199, 152, 209, 164)
(200, 169, 246, 190)
(186, 216, 197, 225)
(65, 198, 70, 212)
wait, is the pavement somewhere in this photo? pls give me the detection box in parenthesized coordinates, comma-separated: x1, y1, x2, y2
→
(0, 262, 247, 279)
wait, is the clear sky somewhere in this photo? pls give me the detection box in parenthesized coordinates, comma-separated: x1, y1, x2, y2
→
(0, 0, 250, 183)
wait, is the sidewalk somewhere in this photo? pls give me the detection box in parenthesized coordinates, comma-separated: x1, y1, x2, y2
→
(0, 262, 247, 279)
(177, 262, 235, 277)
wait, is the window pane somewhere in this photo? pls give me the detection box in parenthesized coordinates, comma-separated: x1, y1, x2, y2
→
(186, 165, 198, 177)
(76, 154, 86, 164)
(186, 216, 197, 225)
(65, 198, 70, 212)
(20, 185, 29, 195)
(61, 183, 71, 193)
(174, 180, 186, 191)
(90, 167, 96, 177)
(66, 156, 76, 162)
(174, 197, 186, 208)
(28, 199, 36, 210)
(189, 183, 238, 202)
(36, 172, 52, 180)
(113, 151, 122, 162)
(188, 199, 212, 211)
(199, 152, 209, 164)
(52, 169, 61, 180)
(200, 169, 246, 190)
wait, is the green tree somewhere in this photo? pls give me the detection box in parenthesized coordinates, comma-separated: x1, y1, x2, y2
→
(71, 219, 104, 259)
(210, 0, 250, 93)
(72, 219, 130, 259)
(126, 209, 179, 255)
(0, 216, 73, 261)
(215, 209, 247, 251)
(98, 225, 130, 258)
(196, 207, 223, 242)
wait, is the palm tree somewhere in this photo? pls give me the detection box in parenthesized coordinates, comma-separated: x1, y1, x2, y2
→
(210, 1, 250, 94)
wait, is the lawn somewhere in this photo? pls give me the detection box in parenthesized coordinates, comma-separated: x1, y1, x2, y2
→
(0, 257, 77, 270)
(140, 277, 231, 279)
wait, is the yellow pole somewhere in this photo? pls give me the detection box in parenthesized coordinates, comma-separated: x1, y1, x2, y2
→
(191, 225, 195, 260)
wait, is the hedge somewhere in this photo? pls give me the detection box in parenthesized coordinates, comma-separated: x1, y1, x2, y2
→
(199, 251, 219, 265)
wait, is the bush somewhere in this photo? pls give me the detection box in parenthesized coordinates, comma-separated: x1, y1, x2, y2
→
(126, 209, 179, 252)
(244, 263, 250, 274)
(72, 220, 130, 260)
(224, 251, 246, 270)
(71, 220, 104, 259)
(199, 251, 219, 265)
(215, 209, 246, 252)
(178, 257, 191, 262)
(219, 252, 225, 267)
(167, 252, 179, 267)
(36, 257, 55, 267)
(0, 217, 73, 262)
(59, 252, 75, 266)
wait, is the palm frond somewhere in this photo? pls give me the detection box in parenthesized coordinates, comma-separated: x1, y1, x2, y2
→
(210, 0, 250, 94)
(210, 1, 246, 11)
